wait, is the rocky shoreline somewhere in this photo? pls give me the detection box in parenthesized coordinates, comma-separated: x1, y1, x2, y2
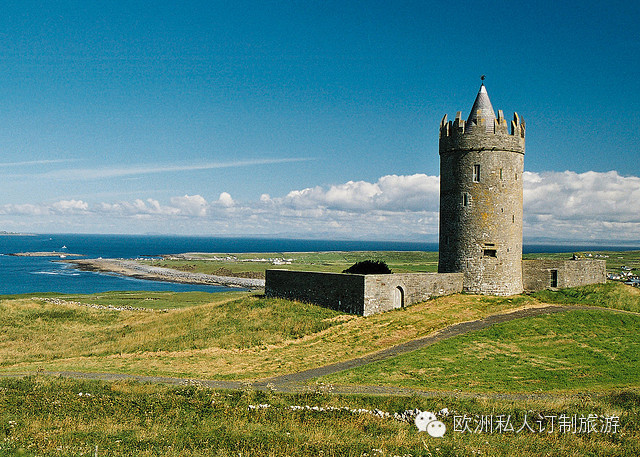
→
(10, 251, 83, 257)
(65, 258, 265, 290)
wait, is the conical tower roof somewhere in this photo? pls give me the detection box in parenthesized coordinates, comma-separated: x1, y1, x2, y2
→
(466, 83, 496, 131)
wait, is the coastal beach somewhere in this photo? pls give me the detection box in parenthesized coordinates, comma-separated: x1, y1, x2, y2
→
(66, 258, 265, 289)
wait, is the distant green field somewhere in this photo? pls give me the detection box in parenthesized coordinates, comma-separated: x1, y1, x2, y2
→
(140, 250, 440, 278)
(141, 249, 640, 279)
(0, 290, 246, 310)
(532, 281, 640, 313)
(523, 250, 640, 274)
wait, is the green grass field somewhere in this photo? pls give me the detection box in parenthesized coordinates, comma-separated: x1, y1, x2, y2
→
(0, 290, 247, 310)
(531, 281, 640, 313)
(138, 248, 640, 279)
(320, 309, 640, 392)
(2, 251, 640, 455)
(0, 377, 638, 457)
(140, 250, 440, 278)
(0, 290, 549, 380)
(522, 250, 640, 275)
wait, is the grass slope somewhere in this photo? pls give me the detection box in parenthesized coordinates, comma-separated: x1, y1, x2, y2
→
(0, 291, 246, 310)
(532, 282, 640, 313)
(1, 291, 539, 380)
(1, 282, 638, 389)
(320, 309, 640, 392)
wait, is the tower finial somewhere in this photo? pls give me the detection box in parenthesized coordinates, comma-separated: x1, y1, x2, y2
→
(467, 79, 495, 128)
(481, 75, 486, 83)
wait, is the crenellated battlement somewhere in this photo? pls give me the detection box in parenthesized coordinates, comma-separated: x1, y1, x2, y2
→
(439, 110, 525, 139)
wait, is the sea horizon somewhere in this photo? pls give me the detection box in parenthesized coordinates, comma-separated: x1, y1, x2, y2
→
(1, 233, 638, 296)
(3, 231, 640, 254)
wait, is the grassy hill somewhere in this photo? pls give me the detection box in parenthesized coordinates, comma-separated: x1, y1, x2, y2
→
(1, 280, 639, 456)
(320, 308, 640, 392)
(1, 283, 638, 387)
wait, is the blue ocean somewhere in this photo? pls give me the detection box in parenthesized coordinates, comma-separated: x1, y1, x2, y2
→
(0, 233, 635, 295)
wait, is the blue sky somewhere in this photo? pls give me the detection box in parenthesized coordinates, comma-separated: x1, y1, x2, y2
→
(0, 0, 639, 242)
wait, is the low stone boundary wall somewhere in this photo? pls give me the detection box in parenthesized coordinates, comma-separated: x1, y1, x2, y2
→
(522, 259, 606, 292)
(265, 270, 365, 314)
(265, 270, 463, 316)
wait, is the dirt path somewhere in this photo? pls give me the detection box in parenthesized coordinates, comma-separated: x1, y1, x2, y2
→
(1, 304, 632, 399)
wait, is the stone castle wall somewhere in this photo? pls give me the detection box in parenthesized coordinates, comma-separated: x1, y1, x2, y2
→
(363, 273, 463, 315)
(438, 110, 525, 295)
(522, 259, 606, 292)
(265, 270, 463, 316)
(265, 270, 365, 314)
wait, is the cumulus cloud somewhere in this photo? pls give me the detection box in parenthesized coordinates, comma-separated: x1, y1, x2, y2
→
(282, 174, 439, 212)
(523, 170, 640, 241)
(100, 199, 178, 217)
(170, 194, 209, 216)
(0, 199, 90, 216)
(1, 171, 639, 242)
(99, 195, 215, 218)
(51, 199, 89, 213)
(524, 171, 640, 220)
(217, 192, 234, 207)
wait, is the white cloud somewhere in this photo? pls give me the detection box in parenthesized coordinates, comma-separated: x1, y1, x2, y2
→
(52, 199, 89, 213)
(523, 170, 640, 241)
(1, 171, 639, 242)
(39, 158, 314, 180)
(217, 192, 234, 208)
(0, 199, 89, 216)
(99, 198, 177, 217)
(282, 174, 439, 212)
(0, 203, 50, 216)
(524, 171, 640, 220)
(376, 174, 440, 211)
(99, 196, 210, 217)
(170, 194, 209, 216)
(0, 159, 77, 167)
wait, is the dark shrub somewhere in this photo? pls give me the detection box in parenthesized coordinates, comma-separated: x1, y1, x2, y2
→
(342, 260, 392, 275)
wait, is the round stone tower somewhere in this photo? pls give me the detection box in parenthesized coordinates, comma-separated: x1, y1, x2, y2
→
(438, 83, 525, 295)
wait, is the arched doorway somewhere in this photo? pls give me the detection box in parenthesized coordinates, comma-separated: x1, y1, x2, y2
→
(394, 286, 405, 309)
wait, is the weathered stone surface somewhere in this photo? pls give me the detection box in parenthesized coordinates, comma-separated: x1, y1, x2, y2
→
(363, 273, 463, 316)
(522, 259, 606, 292)
(265, 270, 365, 315)
(438, 86, 525, 296)
(265, 270, 463, 316)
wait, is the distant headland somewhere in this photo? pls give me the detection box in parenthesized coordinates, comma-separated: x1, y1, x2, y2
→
(0, 231, 34, 236)
(9, 251, 84, 258)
